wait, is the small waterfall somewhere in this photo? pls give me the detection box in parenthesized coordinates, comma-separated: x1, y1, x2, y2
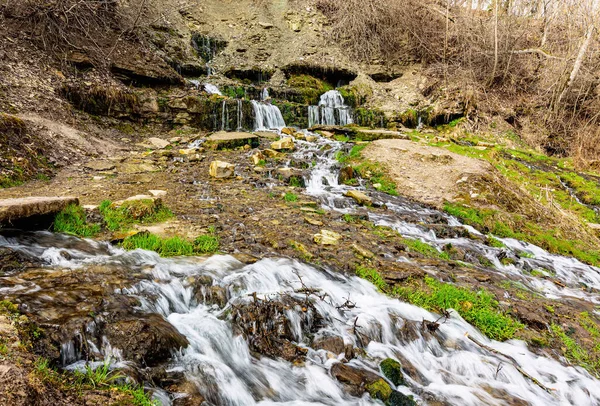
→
(204, 83, 222, 95)
(251, 100, 286, 131)
(220, 100, 228, 131)
(308, 90, 353, 127)
(236, 99, 243, 131)
(261, 88, 269, 101)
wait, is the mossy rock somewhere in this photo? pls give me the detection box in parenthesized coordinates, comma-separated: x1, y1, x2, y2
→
(389, 390, 417, 406)
(380, 358, 406, 387)
(366, 378, 392, 402)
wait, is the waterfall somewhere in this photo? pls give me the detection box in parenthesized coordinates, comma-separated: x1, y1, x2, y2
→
(220, 100, 228, 131)
(308, 90, 353, 127)
(261, 88, 269, 101)
(251, 100, 285, 131)
(236, 99, 243, 130)
(204, 83, 222, 95)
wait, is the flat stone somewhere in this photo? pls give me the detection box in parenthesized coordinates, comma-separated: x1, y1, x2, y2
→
(314, 230, 341, 245)
(271, 137, 295, 151)
(148, 190, 167, 197)
(259, 21, 274, 29)
(210, 161, 235, 178)
(84, 160, 116, 171)
(118, 163, 160, 174)
(0, 196, 79, 224)
(304, 216, 323, 226)
(206, 131, 259, 150)
(148, 137, 170, 149)
(355, 129, 409, 141)
(344, 190, 372, 206)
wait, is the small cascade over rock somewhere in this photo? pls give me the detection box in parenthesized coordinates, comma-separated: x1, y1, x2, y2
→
(251, 100, 286, 131)
(204, 83, 222, 95)
(309, 90, 353, 127)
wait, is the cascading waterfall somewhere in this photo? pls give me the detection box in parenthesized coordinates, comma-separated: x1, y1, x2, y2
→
(308, 90, 353, 127)
(251, 100, 286, 131)
(220, 100, 229, 131)
(237, 99, 243, 131)
(2, 232, 600, 405)
(261, 88, 269, 101)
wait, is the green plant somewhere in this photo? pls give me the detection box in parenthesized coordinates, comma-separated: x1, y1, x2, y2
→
(289, 177, 303, 187)
(487, 235, 506, 248)
(75, 361, 124, 389)
(343, 214, 359, 223)
(53, 205, 101, 237)
(401, 238, 450, 260)
(356, 266, 387, 291)
(121, 233, 195, 257)
(99, 199, 173, 232)
(395, 277, 523, 341)
(551, 324, 599, 375)
(194, 233, 219, 254)
(284, 192, 299, 202)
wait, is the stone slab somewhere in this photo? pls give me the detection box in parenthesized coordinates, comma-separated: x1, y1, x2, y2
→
(0, 196, 79, 223)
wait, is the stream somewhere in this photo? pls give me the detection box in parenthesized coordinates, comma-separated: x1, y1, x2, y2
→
(2, 91, 600, 405)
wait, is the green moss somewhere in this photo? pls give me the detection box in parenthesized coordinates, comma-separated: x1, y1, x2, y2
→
(54, 205, 101, 237)
(366, 379, 392, 402)
(395, 277, 523, 341)
(560, 172, 600, 206)
(353, 161, 398, 196)
(486, 235, 506, 248)
(286, 74, 333, 105)
(380, 358, 405, 386)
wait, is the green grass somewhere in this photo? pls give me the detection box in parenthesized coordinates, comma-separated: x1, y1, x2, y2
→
(353, 161, 398, 196)
(343, 214, 360, 223)
(401, 238, 450, 260)
(33, 358, 157, 405)
(395, 277, 523, 341)
(99, 199, 173, 232)
(335, 135, 350, 142)
(356, 266, 388, 291)
(336, 144, 368, 164)
(121, 231, 219, 257)
(284, 192, 299, 202)
(551, 324, 599, 376)
(53, 205, 101, 237)
(560, 172, 600, 206)
(443, 202, 600, 267)
(487, 235, 506, 248)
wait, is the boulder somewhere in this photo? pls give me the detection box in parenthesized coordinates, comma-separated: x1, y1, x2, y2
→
(209, 161, 235, 178)
(251, 151, 265, 165)
(338, 166, 355, 184)
(344, 190, 372, 206)
(305, 135, 318, 142)
(254, 131, 280, 140)
(0, 196, 79, 224)
(148, 137, 170, 149)
(313, 334, 345, 355)
(281, 127, 295, 136)
(263, 149, 281, 158)
(330, 363, 383, 397)
(271, 137, 295, 151)
(206, 131, 259, 150)
(104, 314, 189, 367)
(314, 230, 341, 246)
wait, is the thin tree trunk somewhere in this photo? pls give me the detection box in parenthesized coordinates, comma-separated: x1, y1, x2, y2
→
(488, 0, 499, 85)
(555, 0, 598, 108)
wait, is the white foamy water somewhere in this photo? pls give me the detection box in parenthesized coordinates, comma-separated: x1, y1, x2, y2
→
(308, 90, 353, 127)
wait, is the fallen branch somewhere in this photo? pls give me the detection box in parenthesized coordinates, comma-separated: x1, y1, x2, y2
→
(465, 332, 555, 395)
(511, 48, 565, 60)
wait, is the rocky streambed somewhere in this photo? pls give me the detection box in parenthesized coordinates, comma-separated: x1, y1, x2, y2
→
(2, 127, 600, 405)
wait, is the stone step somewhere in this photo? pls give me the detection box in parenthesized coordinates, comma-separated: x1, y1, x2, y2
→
(0, 196, 79, 224)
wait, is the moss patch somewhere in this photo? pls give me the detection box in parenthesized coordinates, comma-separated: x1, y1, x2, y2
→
(121, 231, 219, 257)
(53, 205, 101, 237)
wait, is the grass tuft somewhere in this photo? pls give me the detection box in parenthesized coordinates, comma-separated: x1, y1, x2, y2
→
(53, 204, 101, 237)
(121, 230, 219, 257)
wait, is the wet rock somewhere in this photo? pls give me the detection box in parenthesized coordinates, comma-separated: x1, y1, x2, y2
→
(305, 135, 317, 142)
(330, 363, 382, 397)
(389, 391, 417, 406)
(0, 247, 43, 275)
(206, 131, 259, 150)
(313, 334, 345, 355)
(271, 137, 295, 151)
(313, 230, 341, 245)
(263, 149, 281, 158)
(0, 196, 79, 225)
(209, 161, 235, 178)
(380, 358, 406, 386)
(254, 131, 279, 140)
(304, 216, 323, 226)
(281, 127, 295, 136)
(148, 137, 170, 149)
(104, 314, 189, 367)
(338, 166, 355, 184)
(344, 190, 372, 206)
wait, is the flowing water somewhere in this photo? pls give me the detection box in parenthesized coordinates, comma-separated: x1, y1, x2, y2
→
(252, 100, 286, 131)
(2, 131, 600, 405)
(308, 90, 353, 127)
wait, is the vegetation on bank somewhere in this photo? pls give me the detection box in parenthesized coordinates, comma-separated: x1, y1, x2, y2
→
(121, 230, 219, 257)
(33, 358, 157, 406)
(335, 143, 398, 195)
(355, 267, 522, 341)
